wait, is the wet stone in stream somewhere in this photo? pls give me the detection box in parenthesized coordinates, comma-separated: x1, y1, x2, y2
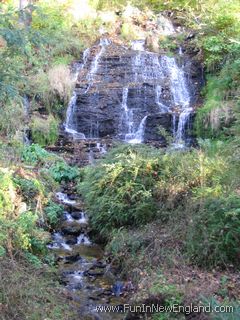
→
(48, 192, 128, 319)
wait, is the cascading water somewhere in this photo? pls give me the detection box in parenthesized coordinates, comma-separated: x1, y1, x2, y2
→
(86, 38, 110, 90)
(64, 57, 87, 139)
(155, 85, 169, 112)
(161, 55, 192, 146)
(120, 86, 147, 143)
(63, 20, 196, 147)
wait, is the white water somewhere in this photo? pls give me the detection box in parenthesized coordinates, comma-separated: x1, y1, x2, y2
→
(77, 212, 88, 224)
(155, 85, 169, 112)
(127, 115, 148, 144)
(56, 192, 76, 205)
(96, 142, 107, 154)
(77, 234, 91, 245)
(133, 52, 163, 83)
(64, 213, 74, 222)
(64, 52, 88, 138)
(85, 38, 110, 92)
(131, 40, 145, 51)
(161, 55, 192, 145)
(48, 232, 72, 251)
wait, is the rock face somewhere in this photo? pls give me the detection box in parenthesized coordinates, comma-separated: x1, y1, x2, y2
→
(65, 38, 202, 145)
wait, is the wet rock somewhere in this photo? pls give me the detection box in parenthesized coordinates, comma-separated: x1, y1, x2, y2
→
(144, 112, 173, 143)
(67, 40, 202, 143)
(65, 237, 78, 245)
(62, 222, 85, 235)
(71, 211, 83, 219)
(64, 253, 81, 263)
(87, 269, 105, 277)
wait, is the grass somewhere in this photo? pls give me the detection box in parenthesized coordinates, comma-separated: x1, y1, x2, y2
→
(0, 256, 78, 320)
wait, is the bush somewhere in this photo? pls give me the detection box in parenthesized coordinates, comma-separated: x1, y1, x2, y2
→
(30, 115, 59, 147)
(21, 143, 57, 165)
(13, 176, 45, 202)
(49, 161, 79, 183)
(48, 65, 73, 104)
(186, 194, 240, 267)
(78, 144, 160, 238)
(0, 102, 25, 137)
(0, 169, 48, 257)
(44, 200, 64, 227)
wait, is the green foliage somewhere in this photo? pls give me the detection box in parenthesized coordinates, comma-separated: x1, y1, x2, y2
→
(49, 161, 79, 183)
(187, 194, 240, 267)
(150, 273, 183, 309)
(14, 176, 44, 202)
(78, 143, 227, 239)
(30, 115, 59, 147)
(21, 143, 56, 165)
(78, 145, 159, 238)
(195, 59, 240, 138)
(0, 101, 25, 137)
(44, 200, 64, 226)
(0, 169, 47, 256)
(202, 296, 240, 320)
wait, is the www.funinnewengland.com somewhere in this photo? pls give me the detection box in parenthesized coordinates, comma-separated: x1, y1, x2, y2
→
(93, 303, 234, 314)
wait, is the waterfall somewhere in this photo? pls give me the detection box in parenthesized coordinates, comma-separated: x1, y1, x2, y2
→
(65, 92, 86, 139)
(133, 51, 163, 83)
(155, 85, 169, 112)
(120, 87, 133, 139)
(120, 87, 147, 144)
(131, 39, 145, 51)
(127, 116, 148, 144)
(161, 55, 192, 146)
(63, 28, 196, 145)
(64, 49, 89, 138)
(85, 38, 110, 92)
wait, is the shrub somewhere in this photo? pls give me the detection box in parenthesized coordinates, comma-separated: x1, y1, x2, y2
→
(30, 115, 59, 147)
(186, 194, 240, 267)
(0, 169, 48, 256)
(44, 200, 64, 227)
(0, 102, 25, 137)
(48, 65, 73, 104)
(49, 161, 79, 183)
(78, 142, 228, 240)
(13, 177, 44, 202)
(78, 144, 160, 238)
(21, 143, 56, 165)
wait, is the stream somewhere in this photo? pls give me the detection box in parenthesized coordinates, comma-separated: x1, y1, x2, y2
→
(48, 187, 130, 320)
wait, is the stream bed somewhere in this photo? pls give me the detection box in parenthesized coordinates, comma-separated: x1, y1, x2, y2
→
(48, 189, 131, 320)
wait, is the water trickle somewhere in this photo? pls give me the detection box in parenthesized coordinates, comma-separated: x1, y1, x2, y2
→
(48, 232, 72, 251)
(120, 87, 134, 141)
(133, 52, 163, 83)
(161, 55, 192, 145)
(64, 56, 88, 139)
(155, 85, 169, 112)
(161, 56, 190, 109)
(131, 39, 145, 51)
(127, 115, 148, 144)
(174, 107, 193, 145)
(56, 192, 76, 205)
(85, 38, 110, 92)
(96, 142, 107, 154)
(77, 233, 91, 245)
(77, 212, 88, 224)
